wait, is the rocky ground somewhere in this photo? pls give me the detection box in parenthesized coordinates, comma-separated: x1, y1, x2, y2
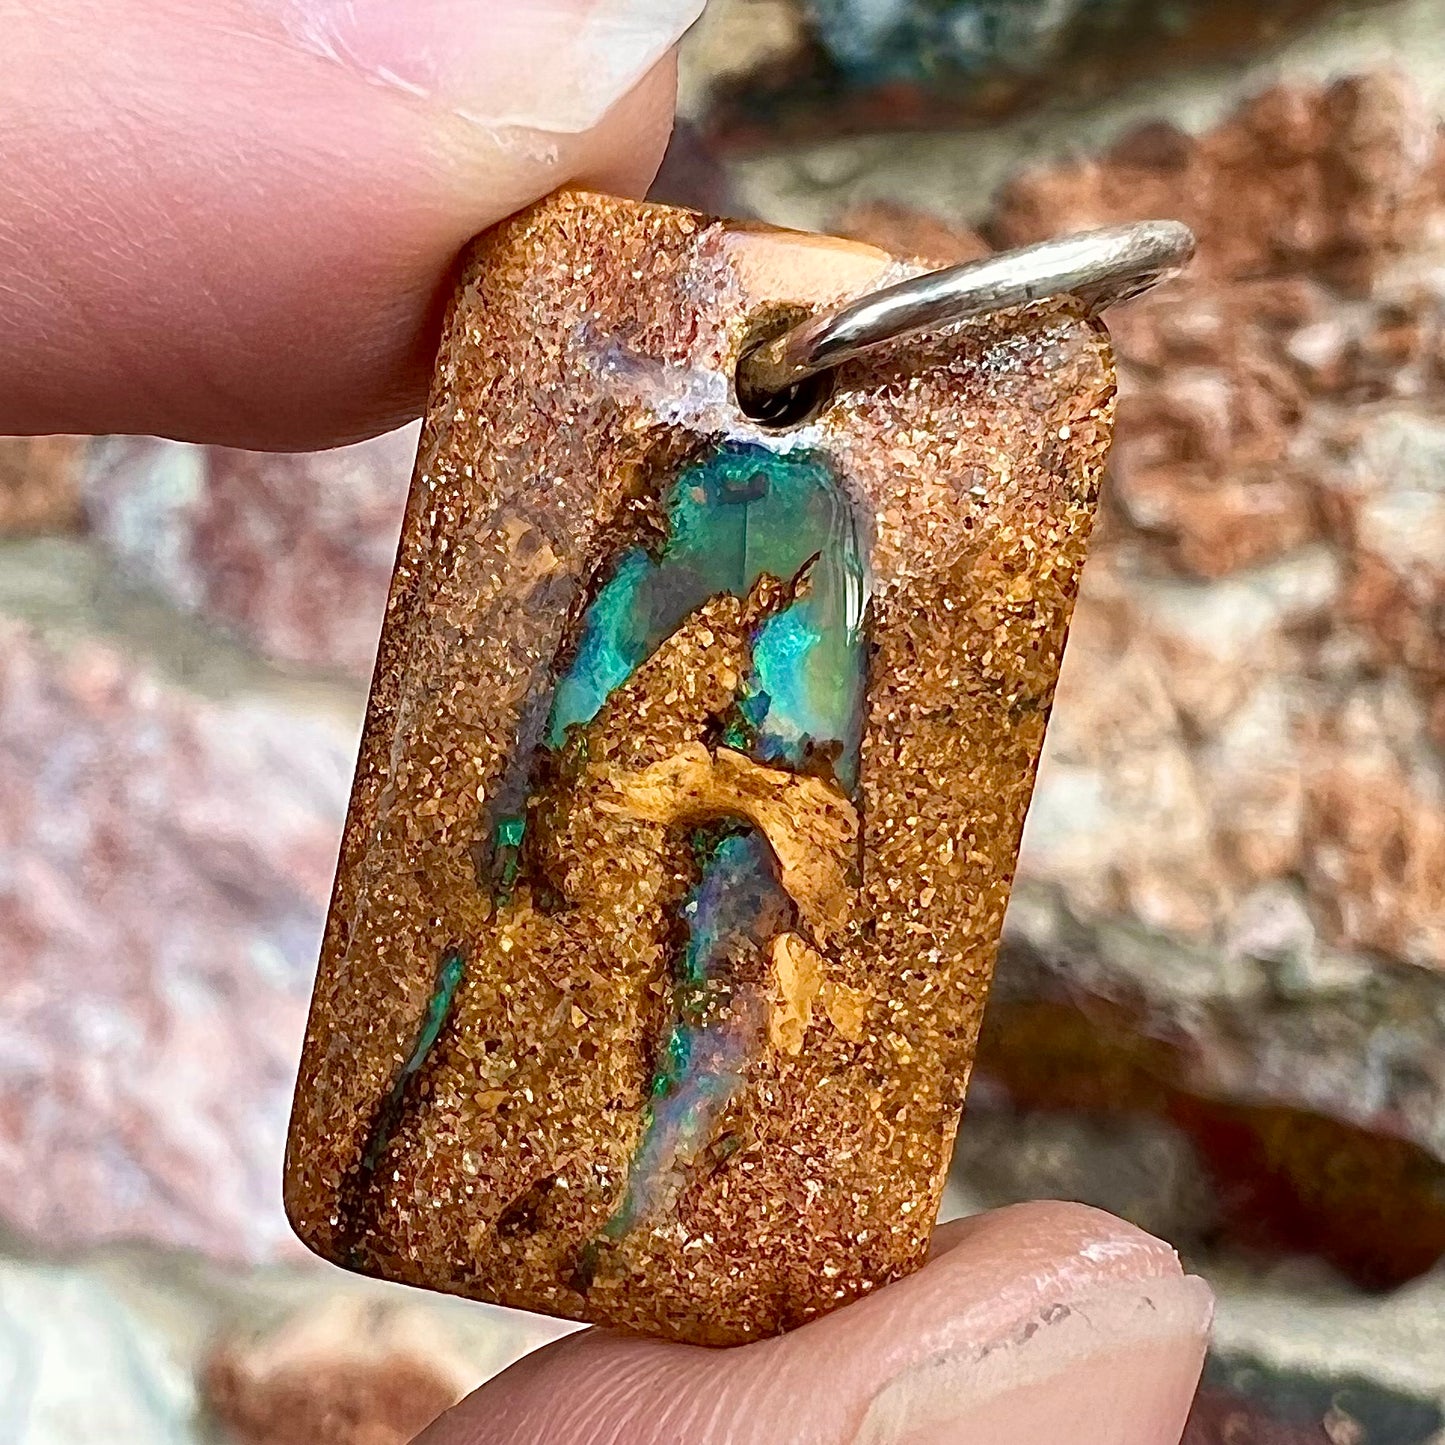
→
(4, 2, 1445, 1441)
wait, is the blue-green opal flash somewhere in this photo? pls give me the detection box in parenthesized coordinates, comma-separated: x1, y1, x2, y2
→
(543, 440, 869, 1246)
(546, 441, 868, 786)
(602, 829, 793, 1238)
(490, 814, 526, 902)
(362, 950, 466, 1172)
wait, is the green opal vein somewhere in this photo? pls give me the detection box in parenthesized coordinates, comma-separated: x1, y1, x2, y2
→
(542, 439, 869, 1248)
(362, 949, 467, 1173)
(337, 947, 467, 1263)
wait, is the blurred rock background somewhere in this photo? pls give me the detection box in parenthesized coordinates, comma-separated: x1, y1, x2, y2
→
(4, 1, 1445, 1440)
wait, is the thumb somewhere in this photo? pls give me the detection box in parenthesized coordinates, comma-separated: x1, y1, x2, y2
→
(418, 1203, 1213, 1445)
(0, 0, 697, 449)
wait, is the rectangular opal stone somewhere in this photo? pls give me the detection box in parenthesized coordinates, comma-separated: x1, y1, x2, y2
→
(285, 191, 1117, 1346)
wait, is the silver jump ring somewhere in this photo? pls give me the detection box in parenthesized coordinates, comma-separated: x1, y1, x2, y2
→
(737, 220, 1195, 402)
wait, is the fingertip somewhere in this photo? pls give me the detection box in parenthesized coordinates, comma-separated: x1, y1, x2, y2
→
(572, 53, 681, 201)
(856, 1271, 1212, 1445)
(417, 1205, 1211, 1445)
(927, 1199, 1187, 1279)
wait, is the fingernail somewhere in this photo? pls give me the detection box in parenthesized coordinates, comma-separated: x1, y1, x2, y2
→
(856, 1273, 1213, 1445)
(286, 0, 703, 133)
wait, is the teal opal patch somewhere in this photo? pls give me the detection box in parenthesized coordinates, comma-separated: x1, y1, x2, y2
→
(489, 814, 525, 903)
(546, 441, 868, 778)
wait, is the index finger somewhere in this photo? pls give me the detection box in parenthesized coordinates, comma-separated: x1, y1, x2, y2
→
(0, 0, 694, 450)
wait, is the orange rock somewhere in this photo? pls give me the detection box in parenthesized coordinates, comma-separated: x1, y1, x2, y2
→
(0, 436, 84, 534)
(834, 200, 991, 266)
(201, 1299, 472, 1445)
(993, 73, 1445, 290)
(1305, 761, 1445, 970)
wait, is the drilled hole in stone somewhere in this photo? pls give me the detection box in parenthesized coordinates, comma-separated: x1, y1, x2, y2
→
(735, 356, 833, 428)
(734, 309, 834, 429)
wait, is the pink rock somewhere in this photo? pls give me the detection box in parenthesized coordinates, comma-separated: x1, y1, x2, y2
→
(0, 624, 357, 1259)
(84, 427, 417, 678)
(997, 74, 1445, 1176)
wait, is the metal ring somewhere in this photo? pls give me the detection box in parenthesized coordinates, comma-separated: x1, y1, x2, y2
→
(736, 220, 1195, 402)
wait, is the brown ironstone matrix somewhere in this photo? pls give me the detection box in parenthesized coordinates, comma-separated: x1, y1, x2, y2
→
(285, 191, 1117, 1346)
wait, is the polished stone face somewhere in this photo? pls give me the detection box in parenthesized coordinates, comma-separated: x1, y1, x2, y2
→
(287, 193, 1115, 1346)
(546, 439, 869, 1244)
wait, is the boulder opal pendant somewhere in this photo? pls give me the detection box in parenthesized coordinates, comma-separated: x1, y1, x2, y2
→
(286, 190, 1121, 1346)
